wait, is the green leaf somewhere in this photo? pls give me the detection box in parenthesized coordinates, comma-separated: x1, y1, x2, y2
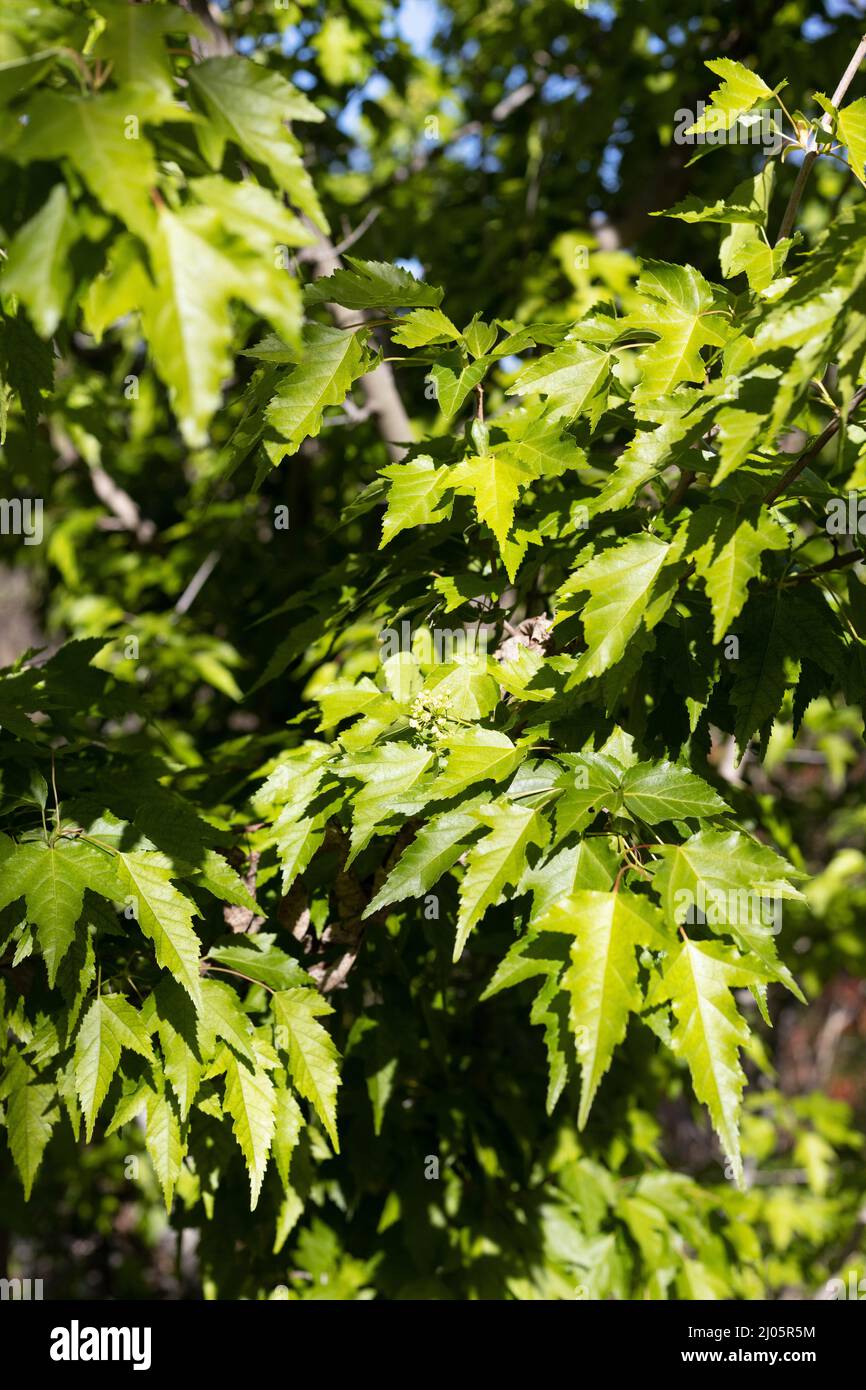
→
(531, 970, 569, 1113)
(363, 804, 481, 916)
(0, 52, 59, 108)
(379, 455, 452, 547)
(1, 184, 77, 335)
(312, 14, 368, 85)
(553, 753, 623, 839)
(342, 743, 434, 859)
(753, 289, 846, 355)
(480, 929, 561, 1000)
(114, 851, 203, 1010)
(148, 984, 202, 1122)
(730, 593, 791, 751)
(208, 940, 311, 993)
(555, 889, 670, 1126)
(366, 1054, 397, 1136)
(274, 814, 327, 893)
(92, 0, 203, 96)
(432, 573, 500, 614)
(391, 307, 461, 347)
(196, 849, 260, 914)
(272, 1074, 305, 1191)
(591, 411, 710, 516)
(626, 262, 728, 400)
(187, 56, 326, 228)
(0, 306, 55, 431)
(451, 449, 534, 561)
(657, 193, 767, 225)
(723, 234, 791, 292)
(266, 323, 373, 456)
(522, 838, 618, 918)
(563, 535, 675, 683)
(432, 730, 527, 801)
(499, 422, 586, 480)
(647, 938, 766, 1183)
(7, 1077, 57, 1198)
(507, 342, 611, 428)
(838, 97, 866, 184)
(719, 166, 777, 280)
(81, 231, 150, 342)
(253, 743, 333, 814)
(145, 1087, 183, 1210)
(454, 802, 550, 960)
(429, 356, 490, 419)
(710, 406, 766, 483)
(652, 829, 805, 998)
(190, 176, 309, 326)
(7, 88, 163, 235)
(315, 676, 397, 731)
(273, 988, 341, 1151)
(686, 59, 774, 135)
(200, 977, 256, 1067)
(462, 314, 498, 358)
(221, 1042, 276, 1209)
(57, 909, 97, 1036)
(426, 659, 501, 723)
(305, 257, 443, 310)
(137, 206, 267, 447)
(685, 506, 788, 643)
(0, 838, 91, 986)
(620, 761, 729, 823)
(74, 994, 155, 1140)
(653, 829, 804, 911)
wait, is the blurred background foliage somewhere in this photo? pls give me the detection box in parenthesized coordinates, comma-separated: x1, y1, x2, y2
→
(1, 0, 865, 1300)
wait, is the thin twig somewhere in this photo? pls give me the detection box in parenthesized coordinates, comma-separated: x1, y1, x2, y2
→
(776, 32, 866, 243)
(763, 383, 866, 504)
(329, 207, 381, 258)
(175, 550, 221, 614)
(388, 81, 537, 187)
(297, 207, 381, 263)
(666, 467, 695, 511)
(89, 466, 158, 542)
(201, 962, 275, 995)
(783, 550, 864, 584)
(50, 750, 61, 837)
(52, 425, 158, 543)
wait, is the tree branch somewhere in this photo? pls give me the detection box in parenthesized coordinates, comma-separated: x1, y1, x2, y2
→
(784, 550, 864, 585)
(52, 425, 157, 542)
(89, 467, 157, 542)
(387, 81, 537, 187)
(763, 383, 866, 505)
(296, 206, 381, 264)
(666, 467, 695, 511)
(776, 32, 866, 244)
(175, 549, 221, 613)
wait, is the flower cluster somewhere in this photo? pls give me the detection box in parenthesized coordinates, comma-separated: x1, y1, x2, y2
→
(408, 687, 459, 744)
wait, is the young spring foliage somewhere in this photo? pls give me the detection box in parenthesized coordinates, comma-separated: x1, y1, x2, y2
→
(1, 9, 865, 1297)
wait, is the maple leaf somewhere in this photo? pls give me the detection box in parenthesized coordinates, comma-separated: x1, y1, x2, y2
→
(625, 262, 729, 401)
(454, 803, 550, 960)
(647, 939, 771, 1184)
(543, 888, 671, 1125)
